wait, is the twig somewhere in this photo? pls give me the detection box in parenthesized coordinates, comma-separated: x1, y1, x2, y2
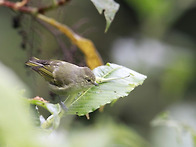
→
(0, 0, 37, 13)
(37, 19, 74, 62)
(0, 0, 70, 14)
(38, 0, 70, 14)
(15, 0, 28, 8)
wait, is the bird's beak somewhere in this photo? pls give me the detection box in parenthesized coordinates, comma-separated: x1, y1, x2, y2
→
(93, 81, 99, 86)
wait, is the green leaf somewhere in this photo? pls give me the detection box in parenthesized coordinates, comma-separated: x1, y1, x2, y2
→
(68, 118, 150, 147)
(91, 0, 120, 32)
(193, 133, 196, 147)
(0, 62, 43, 146)
(152, 112, 196, 146)
(67, 63, 147, 116)
(28, 99, 62, 129)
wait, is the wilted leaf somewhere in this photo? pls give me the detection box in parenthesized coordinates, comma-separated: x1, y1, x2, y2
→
(91, 0, 120, 32)
(67, 63, 147, 116)
(37, 14, 103, 69)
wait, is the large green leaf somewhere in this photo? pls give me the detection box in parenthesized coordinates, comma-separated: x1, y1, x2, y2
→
(67, 63, 147, 116)
(91, 0, 120, 32)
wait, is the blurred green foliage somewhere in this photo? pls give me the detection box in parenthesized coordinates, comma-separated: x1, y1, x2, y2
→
(124, 0, 195, 37)
(0, 62, 41, 147)
(67, 118, 150, 147)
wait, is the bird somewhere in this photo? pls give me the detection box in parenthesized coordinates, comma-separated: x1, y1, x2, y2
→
(26, 57, 98, 110)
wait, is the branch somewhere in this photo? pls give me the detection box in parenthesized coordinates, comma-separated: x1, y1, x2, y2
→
(38, 0, 70, 14)
(1, 0, 103, 69)
(0, 0, 70, 14)
(37, 19, 74, 62)
(0, 0, 37, 14)
(37, 14, 103, 69)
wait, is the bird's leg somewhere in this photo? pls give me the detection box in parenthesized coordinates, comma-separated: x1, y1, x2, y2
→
(58, 96, 68, 111)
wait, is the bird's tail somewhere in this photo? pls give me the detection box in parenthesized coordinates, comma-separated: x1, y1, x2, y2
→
(25, 57, 55, 83)
(25, 57, 42, 67)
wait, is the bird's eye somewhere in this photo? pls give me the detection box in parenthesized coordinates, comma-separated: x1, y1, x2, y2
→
(86, 79, 91, 82)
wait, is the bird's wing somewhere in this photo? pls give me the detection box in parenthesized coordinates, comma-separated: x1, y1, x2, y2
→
(26, 57, 56, 84)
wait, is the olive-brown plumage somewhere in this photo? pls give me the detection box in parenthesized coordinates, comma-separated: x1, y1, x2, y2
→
(26, 57, 98, 96)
